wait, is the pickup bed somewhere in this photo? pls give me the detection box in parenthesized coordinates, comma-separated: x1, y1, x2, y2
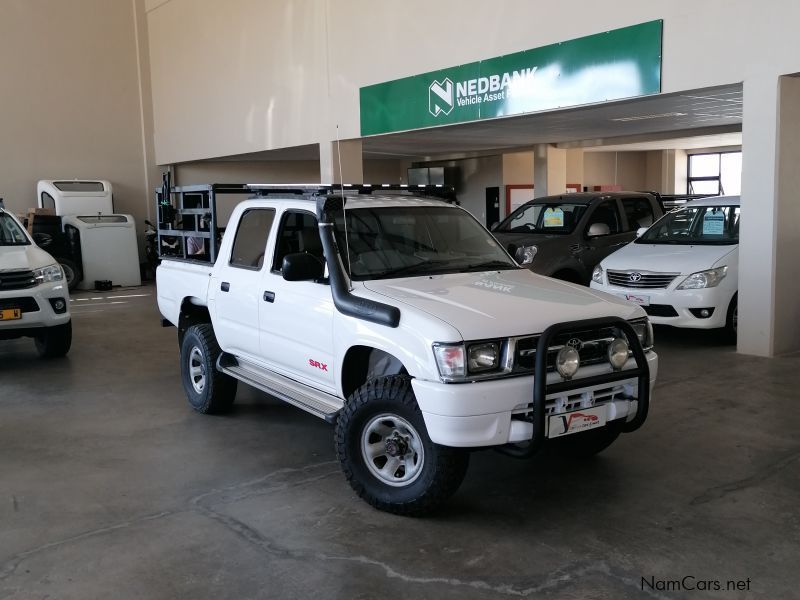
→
(157, 184, 658, 515)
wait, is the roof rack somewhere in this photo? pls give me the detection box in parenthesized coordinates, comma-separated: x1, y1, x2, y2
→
(154, 178, 457, 263)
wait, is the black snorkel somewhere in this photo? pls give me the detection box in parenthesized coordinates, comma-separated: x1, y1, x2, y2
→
(315, 193, 400, 328)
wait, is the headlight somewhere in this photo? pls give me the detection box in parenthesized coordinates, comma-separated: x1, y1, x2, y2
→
(32, 263, 64, 284)
(433, 344, 465, 379)
(607, 337, 630, 370)
(556, 346, 580, 379)
(629, 318, 654, 350)
(677, 266, 727, 290)
(515, 245, 537, 265)
(467, 342, 500, 372)
(592, 265, 604, 284)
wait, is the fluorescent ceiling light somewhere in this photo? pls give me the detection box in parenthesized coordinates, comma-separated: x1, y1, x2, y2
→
(612, 112, 688, 122)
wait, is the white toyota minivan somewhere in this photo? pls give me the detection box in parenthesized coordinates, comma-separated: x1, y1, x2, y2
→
(591, 196, 739, 340)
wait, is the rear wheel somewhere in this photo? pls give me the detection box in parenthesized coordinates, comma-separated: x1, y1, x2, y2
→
(550, 420, 623, 458)
(335, 376, 469, 515)
(35, 322, 72, 358)
(180, 324, 237, 414)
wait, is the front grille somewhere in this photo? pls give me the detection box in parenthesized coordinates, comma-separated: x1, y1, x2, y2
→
(643, 304, 679, 317)
(607, 270, 678, 289)
(0, 297, 39, 313)
(0, 269, 37, 291)
(513, 325, 621, 373)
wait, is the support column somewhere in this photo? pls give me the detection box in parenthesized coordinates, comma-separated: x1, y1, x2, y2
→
(771, 75, 800, 354)
(565, 149, 584, 191)
(533, 144, 567, 198)
(737, 74, 800, 356)
(319, 139, 363, 184)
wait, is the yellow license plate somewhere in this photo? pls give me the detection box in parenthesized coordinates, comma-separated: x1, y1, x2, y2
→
(0, 308, 22, 321)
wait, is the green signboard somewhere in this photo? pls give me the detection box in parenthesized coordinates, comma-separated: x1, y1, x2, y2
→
(359, 20, 662, 136)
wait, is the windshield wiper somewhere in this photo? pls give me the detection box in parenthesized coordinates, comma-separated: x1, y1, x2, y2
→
(460, 260, 518, 272)
(371, 261, 450, 280)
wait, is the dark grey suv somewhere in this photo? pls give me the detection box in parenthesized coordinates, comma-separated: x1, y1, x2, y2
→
(492, 192, 663, 285)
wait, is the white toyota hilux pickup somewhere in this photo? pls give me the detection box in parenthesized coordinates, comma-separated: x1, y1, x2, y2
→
(156, 185, 657, 515)
(0, 208, 72, 357)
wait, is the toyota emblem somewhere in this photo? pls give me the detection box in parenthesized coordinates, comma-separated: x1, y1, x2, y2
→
(566, 338, 583, 350)
(629, 272, 642, 282)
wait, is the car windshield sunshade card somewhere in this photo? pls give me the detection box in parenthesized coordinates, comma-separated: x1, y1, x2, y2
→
(543, 207, 564, 227)
(703, 209, 725, 235)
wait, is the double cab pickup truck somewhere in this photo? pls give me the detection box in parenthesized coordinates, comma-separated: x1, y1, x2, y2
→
(156, 184, 657, 515)
(0, 207, 72, 357)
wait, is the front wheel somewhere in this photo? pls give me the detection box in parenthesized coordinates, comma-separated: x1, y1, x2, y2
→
(180, 324, 237, 414)
(335, 376, 469, 515)
(724, 294, 738, 344)
(35, 322, 72, 358)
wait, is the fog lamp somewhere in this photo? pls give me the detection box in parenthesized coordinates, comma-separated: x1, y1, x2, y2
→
(556, 346, 580, 379)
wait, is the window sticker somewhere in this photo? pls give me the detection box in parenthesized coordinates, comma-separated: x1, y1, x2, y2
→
(703, 208, 725, 235)
(543, 207, 564, 227)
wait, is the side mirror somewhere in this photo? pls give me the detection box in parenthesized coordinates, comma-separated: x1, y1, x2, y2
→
(587, 223, 611, 238)
(282, 252, 324, 282)
(490, 221, 499, 231)
(636, 227, 648, 238)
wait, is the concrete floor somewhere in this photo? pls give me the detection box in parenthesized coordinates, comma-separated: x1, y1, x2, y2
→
(1, 283, 797, 599)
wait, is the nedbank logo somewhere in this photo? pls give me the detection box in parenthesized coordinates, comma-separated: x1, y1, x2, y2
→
(427, 67, 539, 117)
(428, 78, 454, 117)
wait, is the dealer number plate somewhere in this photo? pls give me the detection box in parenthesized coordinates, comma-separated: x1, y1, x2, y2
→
(617, 293, 650, 306)
(0, 308, 22, 321)
(547, 405, 607, 438)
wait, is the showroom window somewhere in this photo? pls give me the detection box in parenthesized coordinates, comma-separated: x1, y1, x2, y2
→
(229, 208, 276, 270)
(687, 151, 742, 196)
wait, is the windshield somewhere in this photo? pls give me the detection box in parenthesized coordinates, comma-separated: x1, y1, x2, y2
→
(638, 204, 740, 245)
(495, 202, 587, 235)
(0, 212, 30, 246)
(335, 205, 518, 280)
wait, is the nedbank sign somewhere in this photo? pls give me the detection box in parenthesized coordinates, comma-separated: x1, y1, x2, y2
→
(360, 20, 662, 136)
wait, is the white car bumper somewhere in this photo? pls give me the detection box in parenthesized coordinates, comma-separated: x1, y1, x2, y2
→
(0, 280, 71, 336)
(590, 281, 735, 329)
(412, 352, 658, 447)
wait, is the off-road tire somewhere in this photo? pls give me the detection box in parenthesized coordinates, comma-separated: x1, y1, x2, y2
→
(335, 376, 469, 516)
(34, 322, 72, 358)
(180, 324, 237, 414)
(550, 419, 624, 458)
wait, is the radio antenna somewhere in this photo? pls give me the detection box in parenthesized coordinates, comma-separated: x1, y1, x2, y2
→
(335, 125, 353, 289)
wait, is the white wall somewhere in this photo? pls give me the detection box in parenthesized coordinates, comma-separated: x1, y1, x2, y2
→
(0, 0, 152, 223)
(583, 152, 648, 191)
(145, 0, 800, 163)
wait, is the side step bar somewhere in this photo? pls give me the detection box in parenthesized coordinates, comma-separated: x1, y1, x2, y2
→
(218, 354, 342, 423)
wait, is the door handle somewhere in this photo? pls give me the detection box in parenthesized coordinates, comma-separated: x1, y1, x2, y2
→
(220, 282, 230, 292)
(263, 291, 275, 303)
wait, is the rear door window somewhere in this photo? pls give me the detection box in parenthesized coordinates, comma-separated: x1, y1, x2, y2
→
(229, 209, 276, 269)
